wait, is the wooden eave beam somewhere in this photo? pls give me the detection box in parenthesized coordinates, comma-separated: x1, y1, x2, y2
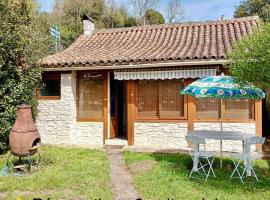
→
(41, 60, 230, 71)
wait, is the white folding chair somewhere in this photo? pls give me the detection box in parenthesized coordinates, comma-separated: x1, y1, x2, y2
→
(185, 135, 216, 182)
(229, 136, 265, 183)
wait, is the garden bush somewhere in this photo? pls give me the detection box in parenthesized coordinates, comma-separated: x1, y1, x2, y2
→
(0, 0, 49, 153)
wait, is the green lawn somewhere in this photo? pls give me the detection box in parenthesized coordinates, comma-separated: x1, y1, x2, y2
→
(0, 146, 112, 200)
(124, 151, 270, 200)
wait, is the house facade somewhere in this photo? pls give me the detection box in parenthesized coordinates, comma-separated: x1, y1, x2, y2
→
(38, 16, 262, 152)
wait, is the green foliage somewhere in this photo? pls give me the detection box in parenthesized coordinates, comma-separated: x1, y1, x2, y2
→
(102, 5, 133, 28)
(0, 0, 47, 153)
(234, 0, 270, 22)
(51, 0, 106, 48)
(124, 16, 137, 27)
(58, 18, 84, 48)
(229, 22, 270, 90)
(145, 9, 165, 25)
(37, 1, 165, 48)
(47, 0, 137, 48)
(35, 12, 55, 54)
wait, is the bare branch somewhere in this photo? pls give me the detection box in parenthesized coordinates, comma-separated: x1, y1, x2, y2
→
(165, 0, 185, 23)
(106, 0, 116, 28)
(130, 0, 160, 25)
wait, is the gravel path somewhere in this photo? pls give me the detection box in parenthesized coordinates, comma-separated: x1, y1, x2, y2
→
(106, 146, 141, 200)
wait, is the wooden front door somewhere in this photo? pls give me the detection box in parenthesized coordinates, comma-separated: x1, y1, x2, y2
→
(110, 78, 118, 138)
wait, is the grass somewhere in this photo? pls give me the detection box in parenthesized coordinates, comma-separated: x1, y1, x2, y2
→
(123, 151, 270, 200)
(0, 146, 112, 200)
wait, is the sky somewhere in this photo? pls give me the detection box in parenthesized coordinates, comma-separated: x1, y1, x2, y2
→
(37, 0, 242, 22)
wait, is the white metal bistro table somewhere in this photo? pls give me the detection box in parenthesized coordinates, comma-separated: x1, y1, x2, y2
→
(188, 130, 254, 175)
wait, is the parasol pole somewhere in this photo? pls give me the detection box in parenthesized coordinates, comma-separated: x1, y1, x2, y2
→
(220, 121, 223, 168)
(220, 93, 224, 168)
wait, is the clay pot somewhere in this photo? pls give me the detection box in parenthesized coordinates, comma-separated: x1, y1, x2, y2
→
(9, 104, 41, 156)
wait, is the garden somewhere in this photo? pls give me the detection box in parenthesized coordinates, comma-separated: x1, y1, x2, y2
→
(123, 151, 270, 200)
(0, 146, 112, 199)
(1, 147, 270, 199)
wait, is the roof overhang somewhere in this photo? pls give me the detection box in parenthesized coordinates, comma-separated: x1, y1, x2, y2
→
(41, 59, 231, 71)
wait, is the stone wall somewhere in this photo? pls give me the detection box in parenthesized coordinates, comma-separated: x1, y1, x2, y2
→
(76, 122, 103, 145)
(134, 122, 256, 152)
(36, 72, 103, 146)
(134, 122, 188, 149)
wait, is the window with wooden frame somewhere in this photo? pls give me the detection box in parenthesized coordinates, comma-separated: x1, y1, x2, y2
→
(195, 98, 254, 122)
(137, 79, 186, 120)
(137, 80, 159, 118)
(196, 98, 220, 120)
(38, 72, 61, 100)
(224, 99, 254, 121)
(77, 72, 104, 121)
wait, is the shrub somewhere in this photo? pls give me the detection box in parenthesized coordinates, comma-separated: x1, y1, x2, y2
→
(229, 22, 270, 90)
(0, 0, 48, 153)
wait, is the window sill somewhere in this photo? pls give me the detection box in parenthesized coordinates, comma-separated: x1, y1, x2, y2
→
(134, 118, 187, 123)
(38, 96, 61, 100)
(77, 118, 104, 122)
(195, 119, 255, 123)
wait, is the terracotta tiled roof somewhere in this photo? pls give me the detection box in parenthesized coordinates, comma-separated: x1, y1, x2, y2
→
(41, 16, 259, 68)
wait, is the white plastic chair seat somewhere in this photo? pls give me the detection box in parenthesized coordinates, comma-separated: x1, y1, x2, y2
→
(192, 151, 215, 158)
(230, 152, 262, 163)
(230, 153, 251, 160)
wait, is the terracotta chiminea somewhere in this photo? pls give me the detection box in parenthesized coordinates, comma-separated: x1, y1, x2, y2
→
(9, 104, 41, 157)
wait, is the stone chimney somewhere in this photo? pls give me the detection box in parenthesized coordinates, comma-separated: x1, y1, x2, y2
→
(82, 15, 95, 36)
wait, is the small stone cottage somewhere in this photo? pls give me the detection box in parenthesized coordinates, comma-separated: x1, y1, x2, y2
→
(38, 16, 262, 152)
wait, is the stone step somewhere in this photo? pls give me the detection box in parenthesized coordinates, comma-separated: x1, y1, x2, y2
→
(105, 138, 128, 146)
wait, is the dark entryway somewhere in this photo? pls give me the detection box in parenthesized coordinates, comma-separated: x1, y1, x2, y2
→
(262, 91, 270, 154)
(110, 74, 127, 139)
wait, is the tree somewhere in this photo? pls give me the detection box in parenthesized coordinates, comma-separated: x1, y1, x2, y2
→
(145, 9, 165, 25)
(35, 12, 55, 54)
(124, 16, 137, 27)
(103, 3, 131, 28)
(51, 0, 106, 47)
(130, 0, 160, 25)
(112, 6, 130, 28)
(105, 0, 116, 28)
(0, 0, 47, 153)
(229, 23, 270, 90)
(50, 0, 135, 47)
(165, 0, 184, 23)
(234, 0, 270, 22)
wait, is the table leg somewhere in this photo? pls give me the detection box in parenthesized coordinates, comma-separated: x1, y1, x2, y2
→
(194, 156, 199, 172)
(246, 158, 252, 176)
(242, 141, 251, 176)
(194, 144, 199, 172)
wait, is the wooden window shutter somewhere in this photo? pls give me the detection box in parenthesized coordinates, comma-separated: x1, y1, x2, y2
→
(137, 79, 185, 119)
(224, 99, 254, 120)
(196, 98, 221, 120)
(137, 80, 159, 118)
(159, 79, 184, 118)
(78, 72, 104, 119)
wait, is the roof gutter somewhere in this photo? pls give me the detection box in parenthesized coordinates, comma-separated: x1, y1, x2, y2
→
(41, 59, 231, 71)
